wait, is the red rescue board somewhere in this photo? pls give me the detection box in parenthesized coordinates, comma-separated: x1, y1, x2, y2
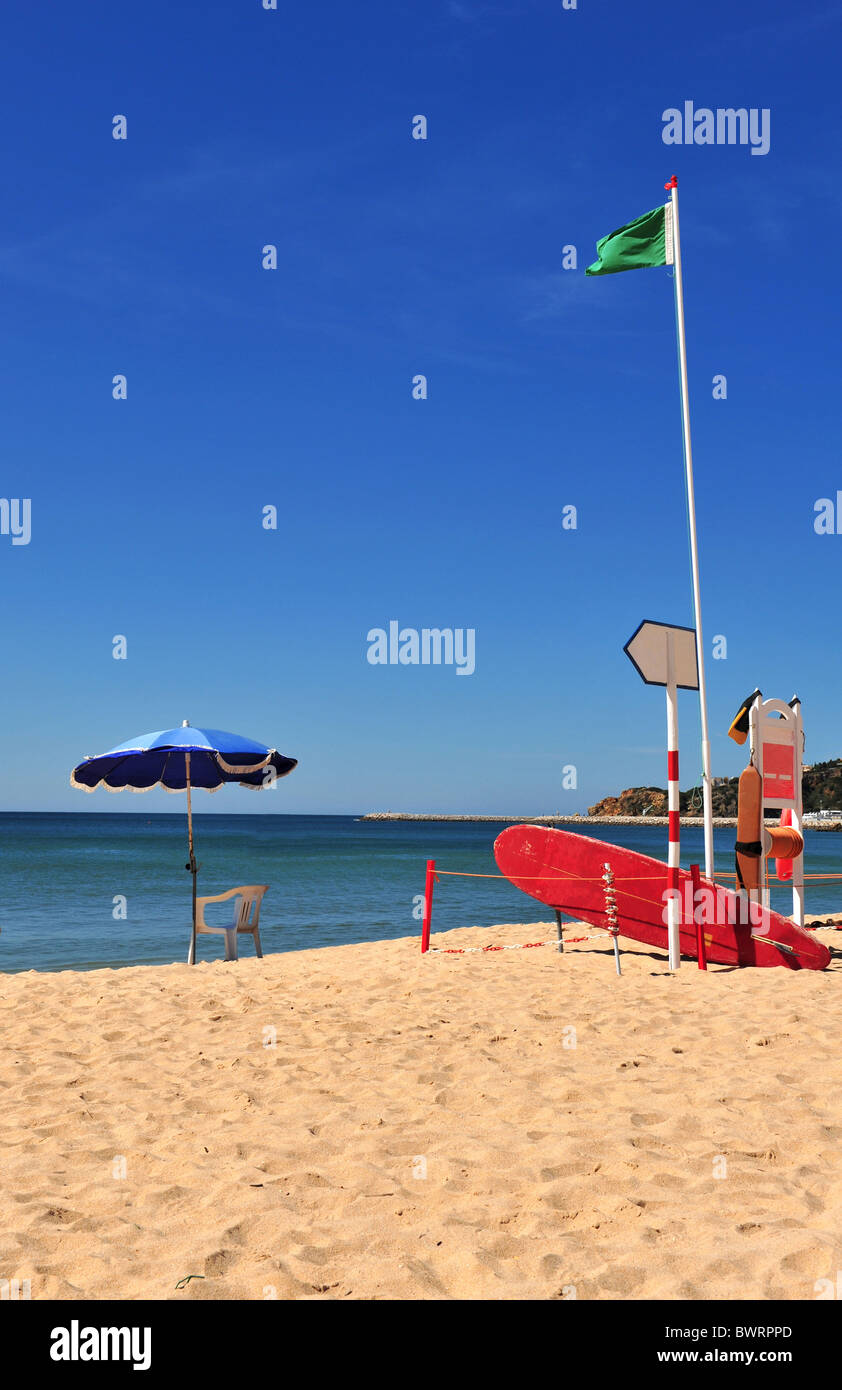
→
(494, 825, 830, 971)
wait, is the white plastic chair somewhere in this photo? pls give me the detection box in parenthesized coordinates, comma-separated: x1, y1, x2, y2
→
(187, 885, 269, 963)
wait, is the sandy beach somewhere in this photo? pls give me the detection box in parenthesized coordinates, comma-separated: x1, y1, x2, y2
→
(2, 923, 842, 1302)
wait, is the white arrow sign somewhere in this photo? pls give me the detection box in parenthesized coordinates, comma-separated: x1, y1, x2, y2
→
(624, 620, 699, 691)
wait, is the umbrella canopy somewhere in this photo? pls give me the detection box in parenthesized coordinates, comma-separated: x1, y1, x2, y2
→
(71, 723, 298, 962)
(71, 725, 297, 792)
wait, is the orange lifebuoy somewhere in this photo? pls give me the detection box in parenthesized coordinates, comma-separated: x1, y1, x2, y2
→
(767, 827, 803, 860)
(772, 810, 802, 881)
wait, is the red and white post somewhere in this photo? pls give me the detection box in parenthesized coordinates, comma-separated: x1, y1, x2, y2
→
(665, 632, 681, 970)
(624, 620, 698, 970)
(690, 863, 707, 970)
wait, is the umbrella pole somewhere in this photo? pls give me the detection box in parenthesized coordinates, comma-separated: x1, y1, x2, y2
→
(186, 751, 198, 964)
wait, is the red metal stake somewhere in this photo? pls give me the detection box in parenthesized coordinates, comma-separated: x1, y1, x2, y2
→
(690, 863, 707, 970)
(421, 859, 436, 954)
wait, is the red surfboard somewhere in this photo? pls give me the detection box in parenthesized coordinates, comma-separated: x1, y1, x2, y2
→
(494, 825, 830, 971)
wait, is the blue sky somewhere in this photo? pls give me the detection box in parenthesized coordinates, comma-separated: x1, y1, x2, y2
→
(2, 0, 840, 815)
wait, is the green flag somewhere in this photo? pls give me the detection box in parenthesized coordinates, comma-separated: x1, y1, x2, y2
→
(585, 203, 673, 276)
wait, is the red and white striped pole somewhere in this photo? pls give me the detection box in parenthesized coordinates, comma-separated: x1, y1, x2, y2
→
(690, 862, 707, 970)
(665, 632, 681, 970)
(421, 859, 435, 954)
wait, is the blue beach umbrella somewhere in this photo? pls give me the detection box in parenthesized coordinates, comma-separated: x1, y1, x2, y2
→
(71, 722, 298, 962)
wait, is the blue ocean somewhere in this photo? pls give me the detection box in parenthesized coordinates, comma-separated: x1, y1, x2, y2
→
(1, 813, 840, 974)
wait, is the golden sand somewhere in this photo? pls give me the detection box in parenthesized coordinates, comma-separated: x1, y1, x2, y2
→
(2, 923, 841, 1300)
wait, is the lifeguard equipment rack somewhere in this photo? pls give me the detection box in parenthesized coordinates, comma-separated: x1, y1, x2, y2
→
(733, 694, 805, 927)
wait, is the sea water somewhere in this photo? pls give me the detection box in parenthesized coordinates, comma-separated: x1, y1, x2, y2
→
(1, 813, 840, 974)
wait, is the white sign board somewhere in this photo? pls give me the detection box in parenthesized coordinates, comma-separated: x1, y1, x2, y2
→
(624, 621, 699, 690)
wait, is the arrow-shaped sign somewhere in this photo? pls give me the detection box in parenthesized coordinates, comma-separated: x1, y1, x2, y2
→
(624, 620, 699, 691)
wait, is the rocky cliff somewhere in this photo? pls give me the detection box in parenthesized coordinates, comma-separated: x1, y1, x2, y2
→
(588, 758, 842, 818)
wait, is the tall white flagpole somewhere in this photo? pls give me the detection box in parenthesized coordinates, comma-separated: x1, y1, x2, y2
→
(666, 175, 714, 882)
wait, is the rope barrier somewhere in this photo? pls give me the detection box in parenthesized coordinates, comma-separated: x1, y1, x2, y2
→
(431, 939, 556, 955)
(430, 931, 609, 955)
(437, 868, 679, 883)
(434, 867, 842, 883)
(421, 854, 842, 958)
(436, 865, 671, 914)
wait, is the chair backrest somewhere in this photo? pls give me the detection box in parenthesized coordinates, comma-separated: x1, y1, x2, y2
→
(231, 885, 267, 929)
(196, 885, 268, 931)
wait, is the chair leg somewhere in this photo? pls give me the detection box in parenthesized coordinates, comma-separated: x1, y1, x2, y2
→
(223, 928, 238, 962)
(252, 926, 263, 959)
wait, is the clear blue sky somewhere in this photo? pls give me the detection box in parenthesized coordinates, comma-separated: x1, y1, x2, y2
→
(2, 0, 840, 815)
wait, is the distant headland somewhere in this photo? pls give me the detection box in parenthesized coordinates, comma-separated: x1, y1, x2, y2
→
(360, 758, 842, 830)
(587, 759, 842, 819)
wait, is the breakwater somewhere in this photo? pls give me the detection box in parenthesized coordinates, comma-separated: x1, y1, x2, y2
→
(360, 812, 734, 826)
(360, 813, 842, 830)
